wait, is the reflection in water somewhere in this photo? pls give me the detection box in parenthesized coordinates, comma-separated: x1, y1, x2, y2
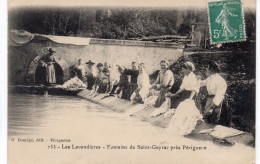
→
(8, 93, 162, 137)
(8, 93, 110, 136)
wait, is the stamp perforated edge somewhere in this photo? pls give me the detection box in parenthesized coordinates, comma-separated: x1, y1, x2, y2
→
(207, 0, 247, 45)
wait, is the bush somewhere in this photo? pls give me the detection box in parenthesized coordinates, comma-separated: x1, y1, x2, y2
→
(150, 51, 255, 135)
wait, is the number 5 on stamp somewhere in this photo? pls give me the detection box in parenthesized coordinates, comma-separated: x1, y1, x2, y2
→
(207, 0, 246, 44)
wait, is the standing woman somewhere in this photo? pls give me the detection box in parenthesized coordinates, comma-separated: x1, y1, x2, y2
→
(200, 61, 227, 124)
(150, 60, 174, 108)
(130, 63, 151, 103)
(45, 48, 57, 85)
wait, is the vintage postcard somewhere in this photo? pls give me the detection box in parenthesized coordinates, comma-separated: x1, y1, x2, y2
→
(7, 0, 256, 163)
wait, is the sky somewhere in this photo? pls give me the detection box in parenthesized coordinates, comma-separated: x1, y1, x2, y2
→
(8, 0, 256, 10)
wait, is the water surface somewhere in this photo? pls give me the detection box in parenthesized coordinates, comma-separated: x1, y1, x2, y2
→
(8, 93, 255, 164)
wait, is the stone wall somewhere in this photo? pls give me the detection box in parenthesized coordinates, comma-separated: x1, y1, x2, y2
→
(8, 37, 184, 84)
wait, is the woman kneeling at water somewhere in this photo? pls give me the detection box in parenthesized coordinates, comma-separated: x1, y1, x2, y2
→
(199, 61, 227, 124)
(165, 62, 201, 113)
(91, 63, 109, 96)
(73, 59, 85, 80)
(150, 60, 174, 107)
(149, 60, 174, 117)
(130, 63, 151, 103)
(166, 62, 203, 135)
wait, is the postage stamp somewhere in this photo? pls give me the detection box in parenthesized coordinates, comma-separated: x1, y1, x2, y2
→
(207, 0, 246, 44)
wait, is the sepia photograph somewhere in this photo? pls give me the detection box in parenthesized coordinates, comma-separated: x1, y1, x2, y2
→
(6, 0, 256, 163)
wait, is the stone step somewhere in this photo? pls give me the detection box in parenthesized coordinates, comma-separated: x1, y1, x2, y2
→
(77, 89, 255, 147)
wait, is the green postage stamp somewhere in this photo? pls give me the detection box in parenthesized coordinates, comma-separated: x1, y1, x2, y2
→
(207, 0, 246, 44)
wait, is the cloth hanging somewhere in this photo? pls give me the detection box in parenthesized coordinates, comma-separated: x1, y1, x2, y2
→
(9, 29, 92, 46)
(9, 29, 35, 46)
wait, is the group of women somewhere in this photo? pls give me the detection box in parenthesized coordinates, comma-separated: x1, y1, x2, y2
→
(35, 48, 227, 135)
(71, 57, 228, 135)
(133, 60, 227, 135)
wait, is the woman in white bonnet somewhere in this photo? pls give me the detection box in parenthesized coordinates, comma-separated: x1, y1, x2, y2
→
(167, 61, 200, 109)
(166, 61, 203, 135)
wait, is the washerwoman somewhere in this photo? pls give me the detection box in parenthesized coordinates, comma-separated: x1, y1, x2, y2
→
(130, 63, 151, 103)
(200, 61, 227, 124)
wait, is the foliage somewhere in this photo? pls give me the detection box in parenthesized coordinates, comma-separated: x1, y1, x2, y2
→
(9, 8, 207, 38)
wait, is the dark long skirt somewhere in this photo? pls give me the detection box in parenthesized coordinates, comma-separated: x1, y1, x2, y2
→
(127, 83, 138, 100)
(122, 87, 131, 100)
(170, 90, 191, 109)
(154, 88, 170, 108)
(86, 75, 95, 90)
(54, 63, 64, 84)
(170, 90, 202, 111)
(35, 66, 46, 85)
(203, 96, 223, 124)
(95, 78, 109, 93)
